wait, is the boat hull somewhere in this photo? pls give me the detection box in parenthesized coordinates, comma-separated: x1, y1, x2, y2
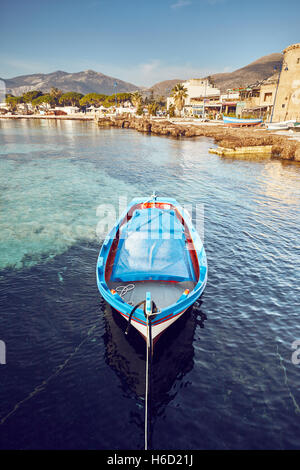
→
(96, 197, 208, 344)
(223, 115, 262, 127)
(111, 276, 207, 343)
(266, 120, 297, 130)
(116, 306, 188, 343)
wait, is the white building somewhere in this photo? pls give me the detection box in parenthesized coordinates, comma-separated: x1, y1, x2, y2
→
(183, 78, 220, 104)
(167, 78, 221, 116)
(116, 106, 136, 115)
(54, 106, 80, 114)
(220, 91, 240, 102)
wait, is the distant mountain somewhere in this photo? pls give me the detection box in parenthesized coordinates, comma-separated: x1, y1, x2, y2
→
(2, 70, 141, 96)
(149, 53, 283, 96)
(148, 79, 184, 98)
(209, 53, 283, 92)
(2, 53, 283, 98)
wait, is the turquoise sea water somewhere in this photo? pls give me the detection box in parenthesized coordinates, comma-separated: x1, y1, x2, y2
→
(0, 119, 300, 450)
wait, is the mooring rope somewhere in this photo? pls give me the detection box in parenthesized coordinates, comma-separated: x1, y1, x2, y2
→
(145, 311, 150, 450)
(116, 284, 135, 306)
(0, 320, 100, 426)
(143, 297, 159, 451)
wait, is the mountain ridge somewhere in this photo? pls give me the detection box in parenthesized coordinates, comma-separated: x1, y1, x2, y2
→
(209, 52, 283, 92)
(1, 52, 283, 98)
(149, 52, 283, 96)
(2, 70, 141, 96)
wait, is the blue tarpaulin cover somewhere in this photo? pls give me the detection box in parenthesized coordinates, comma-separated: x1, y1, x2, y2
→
(110, 208, 196, 282)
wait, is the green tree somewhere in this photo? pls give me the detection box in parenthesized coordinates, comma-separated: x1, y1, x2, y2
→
(22, 90, 43, 103)
(79, 93, 107, 107)
(59, 92, 83, 106)
(32, 94, 55, 108)
(101, 93, 132, 108)
(102, 95, 117, 108)
(116, 92, 132, 103)
(170, 83, 188, 115)
(6, 96, 22, 111)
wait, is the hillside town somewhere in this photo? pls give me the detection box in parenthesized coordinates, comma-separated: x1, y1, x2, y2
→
(166, 43, 300, 123)
(1, 43, 299, 125)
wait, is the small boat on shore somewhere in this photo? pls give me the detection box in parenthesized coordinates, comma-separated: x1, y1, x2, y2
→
(96, 195, 207, 346)
(266, 120, 296, 130)
(223, 115, 262, 127)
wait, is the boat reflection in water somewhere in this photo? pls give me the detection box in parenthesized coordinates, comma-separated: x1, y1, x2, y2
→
(103, 300, 207, 425)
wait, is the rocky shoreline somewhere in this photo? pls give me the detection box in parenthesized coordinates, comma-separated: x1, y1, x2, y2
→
(97, 115, 300, 162)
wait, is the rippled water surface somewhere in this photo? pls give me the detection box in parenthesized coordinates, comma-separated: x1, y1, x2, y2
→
(0, 119, 300, 449)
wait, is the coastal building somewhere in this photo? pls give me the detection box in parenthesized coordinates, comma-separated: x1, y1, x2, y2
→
(220, 91, 240, 116)
(167, 79, 241, 118)
(182, 78, 220, 105)
(54, 106, 79, 114)
(115, 106, 136, 115)
(188, 94, 221, 118)
(272, 43, 300, 122)
(11, 102, 35, 115)
(239, 43, 300, 122)
(167, 78, 221, 117)
(239, 74, 278, 120)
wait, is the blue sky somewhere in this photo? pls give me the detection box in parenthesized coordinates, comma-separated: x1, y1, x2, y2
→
(1, 0, 299, 86)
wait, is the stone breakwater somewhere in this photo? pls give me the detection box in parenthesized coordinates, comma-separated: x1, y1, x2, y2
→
(97, 115, 300, 162)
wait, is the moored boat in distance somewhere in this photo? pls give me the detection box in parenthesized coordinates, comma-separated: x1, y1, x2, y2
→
(223, 115, 262, 127)
(266, 120, 298, 131)
(96, 195, 207, 346)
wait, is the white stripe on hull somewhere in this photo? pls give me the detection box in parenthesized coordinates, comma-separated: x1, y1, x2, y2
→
(119, 276, 207, 342)
(129, 308, 188, 340)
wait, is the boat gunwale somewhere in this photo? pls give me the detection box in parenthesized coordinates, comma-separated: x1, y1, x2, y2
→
(222, 115, 263, 124)
(96, 197, 207, 324)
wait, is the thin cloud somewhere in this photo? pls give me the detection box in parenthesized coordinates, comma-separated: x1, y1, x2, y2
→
(171, 0, 192, 9)
(132, 60, 218, 87)
(171, 0, 225, 7)
(0, 56, 53, 78)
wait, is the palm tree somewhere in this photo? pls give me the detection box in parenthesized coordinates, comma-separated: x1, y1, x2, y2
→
(147, 102, 159, 116)
(131, 91, 143, 108)
(50, 87, 62, 105)
(170, 83, 188, 115)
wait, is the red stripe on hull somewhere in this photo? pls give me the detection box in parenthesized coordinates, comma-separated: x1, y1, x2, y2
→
(115, 305, 188, 344)
(224, 122, 261, 127)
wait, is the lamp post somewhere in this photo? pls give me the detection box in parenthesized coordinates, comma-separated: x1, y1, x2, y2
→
(269, 61, 288, 123)
(203, 79, 207, 118)
(114, 81, 117, 113)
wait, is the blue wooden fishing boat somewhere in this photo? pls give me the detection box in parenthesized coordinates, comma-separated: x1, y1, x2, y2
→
(96, 195, 207, 345)
(223, 115, 262, 127)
